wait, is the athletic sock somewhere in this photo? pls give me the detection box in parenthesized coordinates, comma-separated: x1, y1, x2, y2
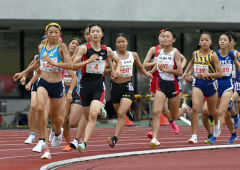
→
(169, 120, 173, 123)
(30, 132, 35, 136)
(75, 138, 79, 143)
(112, 136, 118, 144)
(232, 132, 236, 136)
(39, 138, 45, 142)
(233, 114, 238, 118)
(55, 132, 61, 137)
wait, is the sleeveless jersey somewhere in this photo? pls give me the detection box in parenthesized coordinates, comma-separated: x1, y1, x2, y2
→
(39, 43, 63, 72)
(215, 50, 234, 80)
(81, 43, 108, 81)
(157, 49, 178, 81)
(63, 70, 77, 82)
(151, 45, 160, 79)
(232, 50, 240, 81)
(113, 51, 134, 77)
(193, 50, 216, 81)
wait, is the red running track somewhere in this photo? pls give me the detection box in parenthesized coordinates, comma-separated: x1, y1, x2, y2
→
(0, 125, 239, 170)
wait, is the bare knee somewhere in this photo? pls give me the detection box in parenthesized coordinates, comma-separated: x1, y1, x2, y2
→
(117, 110, 126, 119)
(30, 104, 37, 113)
(37, 106, 45, 117)
(218, 109, 226, 117)
(192, 105, 199, 114)
(89, 109, 99, 121)
(153, 109, 161, 118)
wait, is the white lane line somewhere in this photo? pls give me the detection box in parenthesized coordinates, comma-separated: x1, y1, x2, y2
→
(40, 144, 240, 170)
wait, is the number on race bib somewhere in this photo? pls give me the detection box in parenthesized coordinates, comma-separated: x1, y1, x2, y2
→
(94, 64, 98, 69)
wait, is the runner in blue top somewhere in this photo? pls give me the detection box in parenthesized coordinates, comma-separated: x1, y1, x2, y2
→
(224, 31, 240, 143)
(207, 33, 240, 145)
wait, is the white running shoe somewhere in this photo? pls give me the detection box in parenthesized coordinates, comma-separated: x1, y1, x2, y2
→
(213, 120, 221, 137)
(182, 103, 192, 116)
(51, 127, 64, 147)
(32, 140, 46, 153)
(24, 135, 35, 144)
(77, 142, 86, 153)
(99, 104, 107, 119)
(41, 151, 51, 159)
(188, 134, 198, 144)
(49, 130, 55, 142)
(69, 139, 79, 149)
(150, 138, 160, 148)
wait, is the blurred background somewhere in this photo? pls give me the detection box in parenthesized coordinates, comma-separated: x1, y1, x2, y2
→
(1, 0, 240, 126)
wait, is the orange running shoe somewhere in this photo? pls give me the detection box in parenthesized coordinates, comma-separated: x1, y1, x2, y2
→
(62, 144, 72, 152)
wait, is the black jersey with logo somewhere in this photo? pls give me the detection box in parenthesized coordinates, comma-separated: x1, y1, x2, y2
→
(81, 43, 108, 81)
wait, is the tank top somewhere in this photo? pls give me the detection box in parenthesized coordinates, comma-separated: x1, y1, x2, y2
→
(194, 50, 216, 81)
(232, 50, 240, 81)
(81, 43, 108, 81)
(113, 51, 134, 77)
(39, 43, 63, 72)
(157, 49, 178, 81)
(215, 50, 234, 80)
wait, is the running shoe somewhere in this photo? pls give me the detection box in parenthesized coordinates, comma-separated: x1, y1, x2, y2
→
(126, 109, 134, 121)
(205, 134, 213, 144)
(49, 130, 55, 142)
(170, 121, 179, 134)
(107, 136, 118, 148)
(24, 134, 35, 144)
(227, 98, 233, 111)
(209, 120, 215, 126)
(227, 133, 238, 144)
(99, 104, 107, 119)
(147, 130, 153, 139)
(213, 120, 221, 138)
(51, 127, 63, 147)
(206, 136, 216, 145)
(188, 134, 197, 144)
(234, 114, 240, 129)
(63, 144, 72, 152)
(41, 150, 51, 159)
(77, 142, 85, 153)
(150, 138, 160, 148)
(69, 138, 79, 149)
(182, 103, 192, 116)
(32, 140, 46, 153)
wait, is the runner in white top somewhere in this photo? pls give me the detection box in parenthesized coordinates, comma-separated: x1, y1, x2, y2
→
(107, 33, 152, 147)
(149, 28, 183, 148)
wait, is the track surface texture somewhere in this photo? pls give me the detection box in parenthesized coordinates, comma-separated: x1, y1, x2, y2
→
(0, 125, 239, 170)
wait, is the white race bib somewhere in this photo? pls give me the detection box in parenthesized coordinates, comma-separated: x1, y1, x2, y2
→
(86, 60, 105, 74)
(157, 60, 172, 73)
(121, 65, 132, 77)
(40, 57, 58, 72)
(194, 64, 209, 77)
(63, 70, 76, 82)
(221, 64, 232, 76)
(235, 82, 240, 91)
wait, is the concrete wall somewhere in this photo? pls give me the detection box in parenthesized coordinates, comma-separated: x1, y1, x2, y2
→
(0, 99, 30, 112)
(0, 0, 237, 23)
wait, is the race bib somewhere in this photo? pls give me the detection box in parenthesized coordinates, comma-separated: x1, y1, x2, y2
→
(232, 64, 236, 78)
(121, 65, 132, 77)
(221, 64, 232, 76)
(40, 57, 58, 72)
(194, 64, 209, 77)
(235, 82, 240, 91)
(157, 60, 172, 73)
(86, 60, 105, 74)
(63, 70, 76, 82)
